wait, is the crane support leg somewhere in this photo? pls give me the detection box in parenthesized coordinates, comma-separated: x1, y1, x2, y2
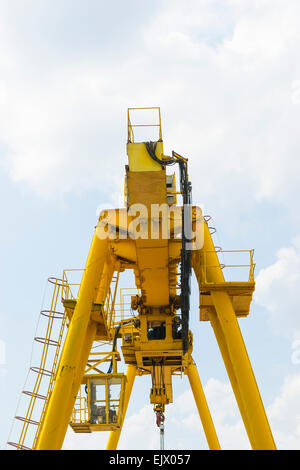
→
(210, 291, 276, 450)
(35, 233, 109, 450)
(187, 362, 220, 450)
(106, 364, 137, 450)
(192, 222, 276, 450)
(51, 321, 97, 449)
(208, 310, 257, 448)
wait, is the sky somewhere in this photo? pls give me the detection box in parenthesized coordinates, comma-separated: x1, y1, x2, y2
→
(1, 0, 300, 450)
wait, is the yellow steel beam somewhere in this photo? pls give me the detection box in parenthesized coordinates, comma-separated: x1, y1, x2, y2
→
(208, 310, 258, 448)
(51, 321, 97, 449)
(106, 364, 137, 450)
(187, 361, 220, 450)
(35, 232, 109, 450)
(95, 256, 115, 305)
(193, 223, 276, 450)
(211, 290, 276, 449)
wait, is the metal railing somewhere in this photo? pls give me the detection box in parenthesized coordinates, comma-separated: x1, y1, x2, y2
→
(8, 277, 67, 450)
(200, 249, 255, 285)
(127, 107, 162, 143)
(61, 269, 120, 337)
(72, 393, 88, 424)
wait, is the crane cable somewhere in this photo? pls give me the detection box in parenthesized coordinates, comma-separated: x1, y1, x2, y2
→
(151, 359, 166, 450)
(107, 320, 132, 374)
(145, 141, 192, 353)
(156, 410, 165, 450)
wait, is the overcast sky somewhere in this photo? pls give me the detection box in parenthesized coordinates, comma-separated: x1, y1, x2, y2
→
(1, 0, 300, 450)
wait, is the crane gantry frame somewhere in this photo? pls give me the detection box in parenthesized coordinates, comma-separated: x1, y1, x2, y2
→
(9, 107, 276, 450)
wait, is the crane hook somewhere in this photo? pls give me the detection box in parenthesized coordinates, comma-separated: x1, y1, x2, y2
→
(156, 411, 165, 450)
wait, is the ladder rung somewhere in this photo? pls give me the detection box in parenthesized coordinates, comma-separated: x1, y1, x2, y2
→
(30, 366, 54, 377)
(40, 309, 65, 320)
(15, 416, 39, 426)
(7, 441, 32, 450)
(22, 390, 47, 400)
(34, 337, 60, 347)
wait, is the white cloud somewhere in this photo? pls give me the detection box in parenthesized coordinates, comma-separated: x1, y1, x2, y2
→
(63, 377, 249, 450)
(62, 404, 159, 450)
(63, 428, 108, 451)
(255, 235, 300, 338)
(0, 0, 300, 215)
(268, 374, 300, 449)
(63, 373, 300, 450)
(2, 1, 299, 452)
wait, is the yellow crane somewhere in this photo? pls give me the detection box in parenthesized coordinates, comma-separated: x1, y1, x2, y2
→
(8, 107, 276, 450)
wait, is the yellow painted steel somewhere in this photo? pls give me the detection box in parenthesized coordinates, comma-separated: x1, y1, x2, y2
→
(49, 322, 97, 448)
(187, 362, 220, 450)
(127, 142, 164, 172)
(193, 223, 276, 450)
(17, 279, 67, 450)
(35, 233, 109, 450)
(12, 107, 277, 451)
(211, 291, 276, 449)
(69, 372, 126, 432)
(106, 364, 137, 450)
(208, 310, 258, 448)
(127, 107, 162, 143)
